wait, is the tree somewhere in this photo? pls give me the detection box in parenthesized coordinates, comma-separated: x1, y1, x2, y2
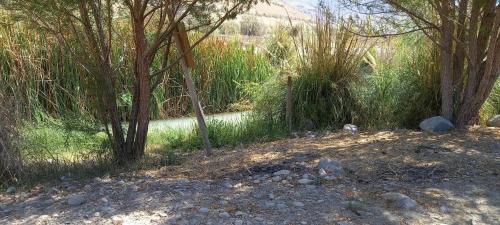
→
(3, 0, 261, 163)
(341, 0, 500, 127)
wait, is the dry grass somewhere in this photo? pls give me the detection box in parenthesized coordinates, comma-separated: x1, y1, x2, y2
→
(153, 128, 500, 183)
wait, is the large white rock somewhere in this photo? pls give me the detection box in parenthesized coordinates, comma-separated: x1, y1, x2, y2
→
(419, 116, 454, 132)
(343, 124, 359, 134)
(487, 115, 500, 127)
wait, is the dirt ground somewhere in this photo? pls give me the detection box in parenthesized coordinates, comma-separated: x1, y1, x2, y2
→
(1, 128, 499, 225)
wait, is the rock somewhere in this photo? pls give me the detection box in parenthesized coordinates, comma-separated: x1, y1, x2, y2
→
(6, 186, 16, 194)
(487, 115, 500, 127)
(199, 207, 209, 213)
(346, 200, 365, 214)
(271, 176, 282, 182)
(382, 192, 418, 210)
(343, 124, 359, 133)
(111, 216, 124, 225)
(234, 219, 244, 225)
(273, 170, 291, 176)
(276, 203, 288, 211)
(292, 201, 305, 207)
(337, 222, 354, 225)
(419, 116, 454, 132)
(263, 201, 275, 209)
(67, 194, 85, 206)
(222, 180, 233, 188)
(219, 211, 230, 218)
(298, 178, 314, 185)
(100, 197, 109, 204)
(318, 158, 343, 178)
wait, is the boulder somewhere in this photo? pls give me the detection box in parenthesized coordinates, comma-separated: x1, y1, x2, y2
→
(6, 186, 16, 194)
(419, 116, 454, 132)
(382, 192, 418, 210)
(343, 124, 359, 134)
(487, 115, 500, 127)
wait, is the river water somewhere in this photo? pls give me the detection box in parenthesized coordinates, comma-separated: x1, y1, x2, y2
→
(147, 111, 250, 131)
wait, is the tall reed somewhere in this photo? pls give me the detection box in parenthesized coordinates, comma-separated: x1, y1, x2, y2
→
(291, 12, 366, 129)
(1, 16, 273, 121)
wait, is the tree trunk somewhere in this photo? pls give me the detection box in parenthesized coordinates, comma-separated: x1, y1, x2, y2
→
(438, 2, 455, 121)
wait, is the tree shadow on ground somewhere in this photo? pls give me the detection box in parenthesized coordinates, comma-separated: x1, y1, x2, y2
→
(1, 128, 499, 224)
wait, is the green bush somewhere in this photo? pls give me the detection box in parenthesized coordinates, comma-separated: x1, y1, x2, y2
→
(292, 16, 365, 129)
(355, 36, 441, 129)
(481, 80, 500, 124)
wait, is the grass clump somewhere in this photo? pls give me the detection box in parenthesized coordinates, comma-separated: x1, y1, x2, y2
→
(292, 19, 365, 129)
(152, 115, 288, 152)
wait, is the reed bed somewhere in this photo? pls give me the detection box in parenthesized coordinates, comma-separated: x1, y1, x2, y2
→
(0, 18, 273, 121)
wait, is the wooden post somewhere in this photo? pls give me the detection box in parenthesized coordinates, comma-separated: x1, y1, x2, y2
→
(286, 74, 293, 132)
(169, 19, 213, 156)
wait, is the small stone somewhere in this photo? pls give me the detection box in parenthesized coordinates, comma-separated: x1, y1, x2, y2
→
(268, 193, 275, 199)
(293, 201, 305, 207)
(38, 215, 51, 222)
(319, 168, 328, 177)
(100, 197, 109, 204)
(117, 180, 125, 185)
(219, 212, 230, 218)
(271, 176, 282, 182)
(234, 219, 244, 225)
(235, 211, 245, 216)
(276, 203, 288, 211)
(67, 194, 85, 206)
(273, 170, 291, 176)
(263, 201, 275, 209)
(306, 185, 316, 189)
(111, 216, 124, 225)
(6, 186, 16, 194)
(382, 192, 418, 210)
(128, 185, 139, 192)
(318, 158, 343, 178)
(298, 179, 314, 185)
(199, 207, 209, 213)
(222, 180, 233, 188)
(252, 179, 261, 184)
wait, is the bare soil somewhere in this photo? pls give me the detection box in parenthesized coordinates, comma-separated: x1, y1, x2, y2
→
(1, 128, 499, 225)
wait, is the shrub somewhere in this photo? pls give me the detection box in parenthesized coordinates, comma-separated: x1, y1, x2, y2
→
(265, 25, 296, 66)
(355, 36, 441, 129)
(240, 16, 266, 36)
(219, 20, 240, 35)
(291, 14, 366, 129)
(480, 80, 500, 124)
